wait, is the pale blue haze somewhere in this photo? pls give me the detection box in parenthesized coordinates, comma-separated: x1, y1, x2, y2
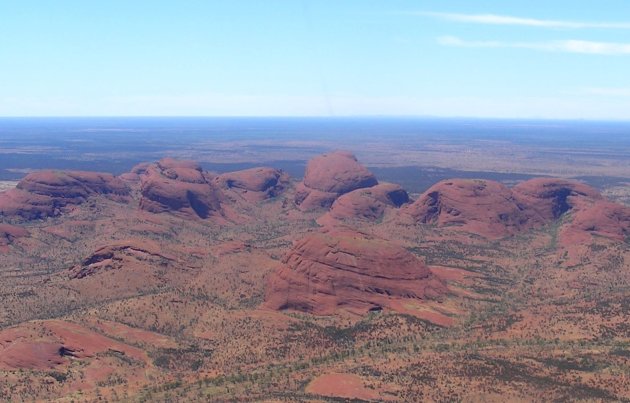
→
(1, 1, 630, 118)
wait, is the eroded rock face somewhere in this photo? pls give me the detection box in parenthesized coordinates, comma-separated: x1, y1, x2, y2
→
(66, 239, 192, 302)
(118, 162, 152, 182)
(328, 183, 410, 221)
(0, 320, 146, 370)
(266, 231, 446, 315)
(403, 177, 620, 240)
(215, 167, 289, 202)
(0, 224, 29, 249)
(17, 171, 128, 198)
(295, 151, 378, 211)
(303, 151, 378, 194)
(404, 179, 529, 238)
(0, 340, 65, 370)
(294, 183, 338, 211)
(559, 200, 630, 245)
(138, 158, 224, 219)
(70, 240, 176, 279)
(512, 178, 602, 221)
(0, 171, 129, 220)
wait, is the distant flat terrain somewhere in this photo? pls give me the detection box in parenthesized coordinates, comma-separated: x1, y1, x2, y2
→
(603, 181, 630, 206)
(2, 117, 628, 204)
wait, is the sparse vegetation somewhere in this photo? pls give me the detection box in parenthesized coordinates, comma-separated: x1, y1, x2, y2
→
(1, 152, 629, 402)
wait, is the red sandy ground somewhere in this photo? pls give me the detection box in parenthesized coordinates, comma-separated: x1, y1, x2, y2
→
(306, 372, 383, 401)
(0, 153, 628, 401)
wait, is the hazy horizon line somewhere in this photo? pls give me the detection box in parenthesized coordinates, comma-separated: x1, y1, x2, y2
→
(1, 115, 630, 123)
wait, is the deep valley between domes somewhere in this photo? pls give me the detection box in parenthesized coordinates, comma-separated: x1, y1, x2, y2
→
(0, 151, 628, 401)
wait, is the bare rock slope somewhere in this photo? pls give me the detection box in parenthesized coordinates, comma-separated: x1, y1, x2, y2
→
(266, 230, 446, 315)
(295, 151, 378, 211)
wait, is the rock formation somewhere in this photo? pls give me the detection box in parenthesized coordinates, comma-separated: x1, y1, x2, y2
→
(70, 239, 177, 279)
(295, 151, 378, 211)
(559, 200, 630, 245)
(266, 230, 446, 315)
(215, 167, 289, 202)
(404, 179, 529, 238)
(0, 223, 29, 251)
(138, 158, 224, 219)
(0, 320, 146, 370)
(328, 183, 409, 221)
(403, 177, 623, 241)
(0, 171, 129, 220)
(511, 178, 601, 221)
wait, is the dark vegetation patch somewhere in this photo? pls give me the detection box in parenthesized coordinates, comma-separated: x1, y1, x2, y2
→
(541, 356, 606, 372)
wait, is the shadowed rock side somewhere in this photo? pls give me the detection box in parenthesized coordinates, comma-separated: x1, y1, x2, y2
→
(265, 231, 446, 315)
(327, 183, 410, 221)
(511, 178, 602, 221)
(0, 223, 29, 251)
(138, 158, 225, 219)
(295, 151, 378, 211)
(215, 167, 289, 202)
(510, 178, 630, 245)
(0, 171, 129, 220)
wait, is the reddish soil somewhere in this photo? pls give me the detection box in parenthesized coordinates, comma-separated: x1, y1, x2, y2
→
(306, 372, 383, 401)
(0, 153, 628, 401)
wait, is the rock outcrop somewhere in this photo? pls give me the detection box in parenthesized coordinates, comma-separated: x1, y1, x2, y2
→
(404, 179, 529, 238)
(266, 230, 446, 315)
(215, 167, 289, 202)
(511, 178, 601, 221)
(118, 162, 152, 182)
(559, 200, 630, 246)
(328, 183, 409, 221)
(403, 177, 624, 241)
(138, 158, 224, 219)
(0, 223, 29, 250)
(0, 171, 129, 220)
(295, 151, 378, 211)
(0, 320, 146, 370)
(70, 240, 176, 279)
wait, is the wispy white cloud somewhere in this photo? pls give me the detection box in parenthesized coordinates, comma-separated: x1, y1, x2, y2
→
(438, 35, 630, 55)
(419, 12, 630, 29)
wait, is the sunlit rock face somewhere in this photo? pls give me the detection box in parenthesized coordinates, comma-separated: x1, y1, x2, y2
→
(138, 158, 224, 219)
(0, 171, 129, 220)
(265, 230, 446, 315)
(294, 151, 378, 211)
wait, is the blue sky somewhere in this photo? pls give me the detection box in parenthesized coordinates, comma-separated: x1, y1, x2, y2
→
(1, 0, 630, 119)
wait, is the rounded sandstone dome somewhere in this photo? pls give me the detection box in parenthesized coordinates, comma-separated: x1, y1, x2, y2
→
(303, 151, 378, 194)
